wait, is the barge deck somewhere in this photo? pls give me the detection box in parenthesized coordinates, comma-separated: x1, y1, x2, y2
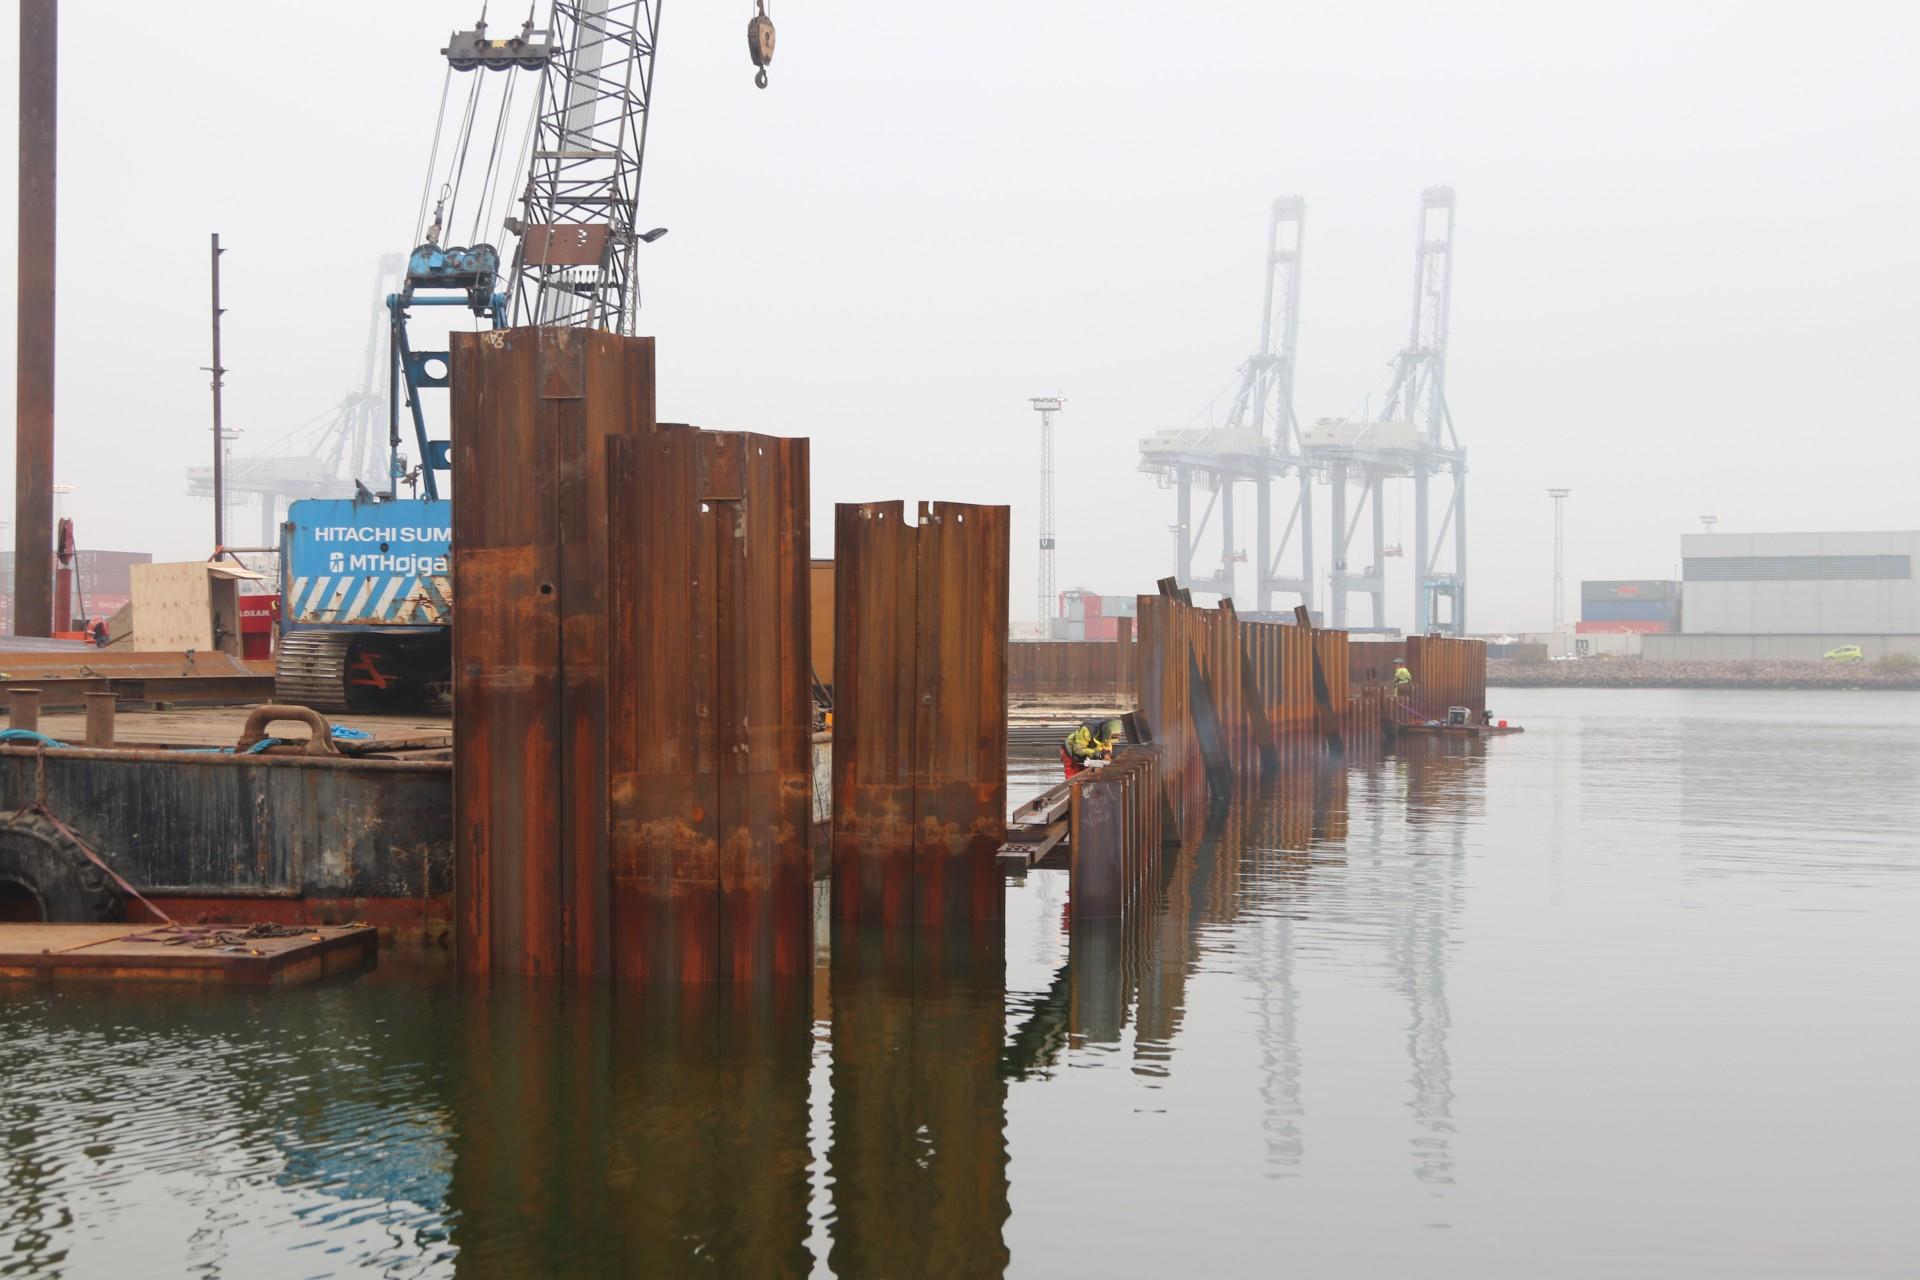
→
(0, 923, 376, 987)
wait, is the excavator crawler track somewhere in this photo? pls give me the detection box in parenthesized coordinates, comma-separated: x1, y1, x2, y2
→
(274, 631, 356, 712)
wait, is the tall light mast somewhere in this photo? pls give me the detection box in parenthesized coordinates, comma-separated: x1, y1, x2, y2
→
(1031, 396, 1064, 634)
(1548, 488, 1570, 634)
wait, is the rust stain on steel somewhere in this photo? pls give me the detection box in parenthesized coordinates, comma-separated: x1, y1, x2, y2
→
(13, 0, 56, 638)
(608, 428, 812, 984)
(831, 501, 1009, 929)
(913, 501, 1010, 928)
(609, 428, 716, 982)
(1067, 746, 1163, 922)
(829, 502, 917, 926)
(451, 327, 656, 978)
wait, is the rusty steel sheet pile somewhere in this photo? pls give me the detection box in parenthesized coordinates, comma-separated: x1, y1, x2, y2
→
(831, 501, 1009, 931)
(450, 327, 657, 978)
(1131, 590, 1413, 833)
(606, 428, 812, 985)
(1405, 634, 1488, 721)
(1066, 746, 1163, 922)
(1006, 639, 1132, 701)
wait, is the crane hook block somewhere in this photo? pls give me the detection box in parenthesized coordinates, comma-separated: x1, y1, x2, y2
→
(747, 6, 775, 88)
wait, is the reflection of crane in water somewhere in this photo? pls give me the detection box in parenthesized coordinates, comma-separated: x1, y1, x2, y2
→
(1240, 763, 1350, 1176)
(1394, 846, 1460, 1185)
(184, 256, 403, 553)
(1248, 910, 1305, 1174)
(1392, 746, 1482, 1186)
(1001, 747, 1478, 1189)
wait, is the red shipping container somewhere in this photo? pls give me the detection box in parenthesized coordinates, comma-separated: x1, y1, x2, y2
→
(1573, 619, 1669, 635)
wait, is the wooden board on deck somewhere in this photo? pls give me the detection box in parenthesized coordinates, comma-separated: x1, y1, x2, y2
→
(0, 923, 376, 987)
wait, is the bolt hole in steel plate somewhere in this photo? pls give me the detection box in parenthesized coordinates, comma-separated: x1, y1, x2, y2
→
(700, 502, 710, 513)
(540, 583, 554, 595)
(424, 357, 449, 380)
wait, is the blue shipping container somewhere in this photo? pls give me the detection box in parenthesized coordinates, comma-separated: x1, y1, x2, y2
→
(1581, 598, 1677, 623)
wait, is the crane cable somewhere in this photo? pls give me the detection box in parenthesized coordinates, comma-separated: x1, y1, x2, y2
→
(413, 66, 455, 246)
(469, 69, 520, 246)
(438, 72, 487, 244)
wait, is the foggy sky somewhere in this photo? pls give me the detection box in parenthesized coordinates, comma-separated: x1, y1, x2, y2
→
(0, 1, 1914, 633)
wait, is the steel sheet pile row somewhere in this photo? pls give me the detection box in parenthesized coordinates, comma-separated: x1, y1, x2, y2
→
(606, 428, 814, 983)
(1131, 589, 1364, 838)
(1066, 746, 1163, 922)
(830, 501, 1011, 942)
(1006, 623, 1133, 700)
(449, 329, 1014, 978)
(1404, 634, 1488, 721)
(451, 329, 815, 981)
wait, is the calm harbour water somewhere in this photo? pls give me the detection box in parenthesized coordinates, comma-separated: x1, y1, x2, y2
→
(2, 688, 1917, 1278)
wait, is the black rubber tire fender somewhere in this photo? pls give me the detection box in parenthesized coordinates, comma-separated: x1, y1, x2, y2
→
(0, 813, 123, 923)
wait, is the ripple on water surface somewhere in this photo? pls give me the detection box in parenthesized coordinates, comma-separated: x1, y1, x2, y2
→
(1, 688, 1916, 1277)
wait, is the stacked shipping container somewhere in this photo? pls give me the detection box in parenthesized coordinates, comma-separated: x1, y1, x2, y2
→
(1053, 588, 1139, 642)
(1579, 579, 1680, 634)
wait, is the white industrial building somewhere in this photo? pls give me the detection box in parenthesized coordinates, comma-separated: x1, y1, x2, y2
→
(1642, 531, 1920, 661)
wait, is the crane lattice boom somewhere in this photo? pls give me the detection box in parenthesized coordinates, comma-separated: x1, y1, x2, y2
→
(508, 0, 663, 332)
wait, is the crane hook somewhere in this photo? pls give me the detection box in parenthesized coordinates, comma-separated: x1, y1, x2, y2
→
(747, 0, 775, 89)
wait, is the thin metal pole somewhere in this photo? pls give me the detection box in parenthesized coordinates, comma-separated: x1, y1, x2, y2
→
(1548, 488, 1570, 635)
(14, 0, 56, 637)
(1030, 396, 1063, 632)
(208, 234, 228, 553)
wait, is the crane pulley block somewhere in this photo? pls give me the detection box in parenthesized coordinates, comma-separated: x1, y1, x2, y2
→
(747, 3, 775, 87)
(444, 24, 555, 72)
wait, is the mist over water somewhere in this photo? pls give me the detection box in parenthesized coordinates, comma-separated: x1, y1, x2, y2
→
(2, 688, 1916, 1277)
